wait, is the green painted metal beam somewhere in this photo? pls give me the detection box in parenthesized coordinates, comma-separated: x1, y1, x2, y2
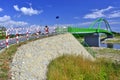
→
(89, 18, 112, 33)
(68, 27, 113, 35)
(55, 18, 113, 37)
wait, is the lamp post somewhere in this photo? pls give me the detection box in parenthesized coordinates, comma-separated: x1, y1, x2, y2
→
(56, 16, 60, 34)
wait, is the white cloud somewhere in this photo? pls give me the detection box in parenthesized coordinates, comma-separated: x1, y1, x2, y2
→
(13, 5, 43, 16)
(20, 7, 42, 16)
(0, 8, 3, 12)
(78, 22, 92, 26)
(0, 20, 28, 28)
(5, 20, 28, 26)
(108, 20, 120, 25)
(13, 5, 20, 11)
(77, 20, 120, 27)
(0, 15, 11, 22)
(84, 6, 114, 19)
(0, 15, 28, 27)
(108, 11, 120, 18)
(84, 12, 105, 19)
(53, 21, 92, 27)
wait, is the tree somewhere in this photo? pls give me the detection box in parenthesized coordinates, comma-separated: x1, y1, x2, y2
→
(0, 25, 6, 31)
(0, 25, 6, 37)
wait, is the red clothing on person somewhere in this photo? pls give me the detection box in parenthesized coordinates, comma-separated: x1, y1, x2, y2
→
(45, 26, 49, 34)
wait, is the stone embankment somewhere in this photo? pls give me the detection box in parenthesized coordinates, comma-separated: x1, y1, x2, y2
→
(10, 33, 94, 80)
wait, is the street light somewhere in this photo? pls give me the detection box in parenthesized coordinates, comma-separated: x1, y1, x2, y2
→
(56, 16, 60, 33)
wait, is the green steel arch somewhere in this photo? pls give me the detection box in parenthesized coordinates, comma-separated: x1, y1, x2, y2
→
(89, 18, 112, 34)
(68, 18, 113, 36)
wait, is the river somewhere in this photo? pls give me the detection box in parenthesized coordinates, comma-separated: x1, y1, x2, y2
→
(101, 43, 120, 50)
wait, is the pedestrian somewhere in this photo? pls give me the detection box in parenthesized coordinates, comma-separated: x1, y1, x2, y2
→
(44, 25, 49, 36)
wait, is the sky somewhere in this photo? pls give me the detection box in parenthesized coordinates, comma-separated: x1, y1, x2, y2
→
(0, 0, 120, 32)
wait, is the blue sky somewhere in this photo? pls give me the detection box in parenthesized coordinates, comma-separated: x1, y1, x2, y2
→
(0, 0, 120, 32)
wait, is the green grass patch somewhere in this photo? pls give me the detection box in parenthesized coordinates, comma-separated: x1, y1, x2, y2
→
(75, 36, 97, 57)
(0, 35, 6, 39)
(93, 48, 120, 54)
(0, 41, 28, 79)
(47, 55, 120, 80)
(105, 39, 120, 43)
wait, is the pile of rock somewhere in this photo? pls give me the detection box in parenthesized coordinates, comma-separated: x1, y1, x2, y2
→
(10, 33, 94, 80)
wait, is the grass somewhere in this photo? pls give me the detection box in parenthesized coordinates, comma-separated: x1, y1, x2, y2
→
(0, 37, 44, 80)
(102, 34, 120, 43)
(0, 33, 120, 80)
(47, 55, 120, 80)
(92, 48, 120, 54)
(104, 39, 120, 43)
(75, 36, 97, 57)
(47, 34, 120, 80)
(0, 35, 54, 80)
(0, 36, 5, 39)
(0, 41, 27, 80)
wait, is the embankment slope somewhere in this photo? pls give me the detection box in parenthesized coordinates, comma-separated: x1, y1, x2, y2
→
(10, 33, 94, 80)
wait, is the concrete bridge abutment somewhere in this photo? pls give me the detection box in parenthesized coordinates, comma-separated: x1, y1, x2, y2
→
(84, 33, 100, 47)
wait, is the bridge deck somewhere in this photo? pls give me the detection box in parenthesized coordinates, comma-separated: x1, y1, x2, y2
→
(68, 27, 113, 35)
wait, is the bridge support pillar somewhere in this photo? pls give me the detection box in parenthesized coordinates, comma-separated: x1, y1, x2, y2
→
(84, 33, 100, 47)
(107, 35, 113, 38)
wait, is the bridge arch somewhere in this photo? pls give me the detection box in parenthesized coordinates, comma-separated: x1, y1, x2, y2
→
(89, 18, 112, 33)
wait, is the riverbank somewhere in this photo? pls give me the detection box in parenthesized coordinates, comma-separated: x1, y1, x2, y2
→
(75, 34, 120, 64)
(102, 38, 120, 44)
(91, 47, 120, 64)
(102, 34, 120, 44)
(0, 33, 120, 80)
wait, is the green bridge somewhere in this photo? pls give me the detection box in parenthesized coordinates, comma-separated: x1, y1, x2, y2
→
(56, 18, 113, 46)
(68, 18, 113, 36)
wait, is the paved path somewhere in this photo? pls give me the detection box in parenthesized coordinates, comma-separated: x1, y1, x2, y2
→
(0, 35, 43, 50)
(10, 33, 94, 80)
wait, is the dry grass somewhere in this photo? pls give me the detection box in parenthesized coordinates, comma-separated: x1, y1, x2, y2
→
(0, 38, 40, 79)
(102, 34, 120, 43)
(47, 55, 120, 80)
(0, 34, 120, 80)
(104, 39, 120, 43)
(0, 42, 27, 80)
(92, 47, 120, 54)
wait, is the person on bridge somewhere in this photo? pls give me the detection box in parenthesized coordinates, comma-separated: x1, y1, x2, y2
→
(44, 25, 49, 36)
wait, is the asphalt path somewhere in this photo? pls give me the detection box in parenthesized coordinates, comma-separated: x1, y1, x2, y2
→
(0, 34, 45, 50)
(0, 33, 58, 50)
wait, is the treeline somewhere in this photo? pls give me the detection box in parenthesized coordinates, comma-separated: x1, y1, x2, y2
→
(112, 31, 120, 36)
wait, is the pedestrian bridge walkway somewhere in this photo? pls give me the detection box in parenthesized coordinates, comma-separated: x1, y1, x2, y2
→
(56, 18, 114, 46)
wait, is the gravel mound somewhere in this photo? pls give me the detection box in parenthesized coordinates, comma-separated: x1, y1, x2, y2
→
(10, 33, 94, 80)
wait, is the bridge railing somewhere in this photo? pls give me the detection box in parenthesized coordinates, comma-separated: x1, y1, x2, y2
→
(0, 26, 74, 50)
(0, 26, 103, 58)
(54, 26, 68, 34)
